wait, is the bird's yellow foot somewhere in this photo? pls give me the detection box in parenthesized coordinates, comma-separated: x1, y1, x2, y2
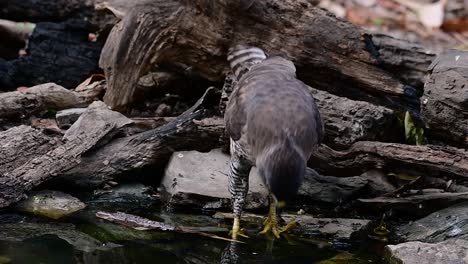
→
(259, 195, 297, 239)
(259, 215, 297, 238)
(230, 217, 249, 240)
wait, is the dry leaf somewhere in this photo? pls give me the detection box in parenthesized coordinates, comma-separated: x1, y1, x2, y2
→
(75, 74, 105, 91)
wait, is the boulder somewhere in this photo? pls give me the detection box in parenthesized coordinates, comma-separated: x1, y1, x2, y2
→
(213, 212, 371, 240)
(0, 221, 118, 252)
(15, 190, 85, 219)
(385, 239, 468, 264)
(297, 169, 368, 204)
(161, 149, 269, 210)
(397, 201, 468, 243)
(421, 49, 468, 147)
(161, 149, 371, 210)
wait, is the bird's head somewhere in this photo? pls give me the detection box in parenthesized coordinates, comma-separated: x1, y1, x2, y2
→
(257, 138, 306, 204)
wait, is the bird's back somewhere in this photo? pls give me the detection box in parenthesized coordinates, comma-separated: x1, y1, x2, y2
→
(225, 55, 323, 162)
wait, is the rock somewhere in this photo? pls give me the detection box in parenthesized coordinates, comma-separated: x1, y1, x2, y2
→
(56, 108, 87, 129)
(360, 169, 396, 195)
(286, 215, 371, 240)
(213, 212, 371, 240)
(421, 50, 468, 147)
(385, 239, 468, 264)
(317, 252, 372, 264)
(162, 149, 373, 209)
(297, 169, 368, 204)
(0, 222, 118, 252)
(161, 149, 269, 210)
(15, 190, 85, 219)
(397, 201, 468, 243)
(86, 182, 157, 211)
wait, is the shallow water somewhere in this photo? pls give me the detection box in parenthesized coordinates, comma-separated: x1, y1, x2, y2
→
(0, 186, 385, 264)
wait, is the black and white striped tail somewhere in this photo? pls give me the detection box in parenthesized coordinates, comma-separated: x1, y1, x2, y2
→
(227, 45, 267, 81)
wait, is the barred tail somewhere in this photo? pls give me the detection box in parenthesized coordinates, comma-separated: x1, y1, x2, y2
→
(227, 45, 267, 80)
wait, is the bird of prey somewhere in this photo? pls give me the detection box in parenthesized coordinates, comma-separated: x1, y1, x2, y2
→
(224, 45, 324, 240)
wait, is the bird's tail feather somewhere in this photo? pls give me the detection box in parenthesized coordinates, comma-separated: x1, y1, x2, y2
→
(227, 45, 267, 80)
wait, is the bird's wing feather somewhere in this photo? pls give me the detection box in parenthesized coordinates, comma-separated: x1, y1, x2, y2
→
(224, 84, 247, 141)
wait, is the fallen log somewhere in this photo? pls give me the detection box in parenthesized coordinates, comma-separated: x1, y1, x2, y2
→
(312, 142, 468, 178)
(62, 112, 468, 188)
(99, 0, 434, 111)
(57, 84, 404, 187)
(0, 82, 104, 120)
(311, 88, 401, 148)
(0, 101, 132, 208)
(58, 88, 222, 187)
(421, 49, 468, 147)
(0, 125, 62, 175)
(358, 190, 468, 216)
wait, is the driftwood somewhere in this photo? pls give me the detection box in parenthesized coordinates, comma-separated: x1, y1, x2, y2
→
(0, 83, 103, 120)
(61, 113, 468, 188)
(0, 19, 103, 90)
(0, 101, 132, 208)
(0, 126, 62, 175)
(311, 88, 401, 148)
(421, 49, 468, 147)
(99, 0, 434, 111)
(58, 88, 222, 187)
(96, 211, 239, 243)
(358, 190, 468, 215)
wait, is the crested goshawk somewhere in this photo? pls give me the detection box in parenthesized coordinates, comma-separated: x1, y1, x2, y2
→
(224, 46, 324, 240)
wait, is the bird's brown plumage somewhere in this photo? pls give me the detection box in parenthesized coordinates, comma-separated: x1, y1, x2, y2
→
(225, 56, 323, 165)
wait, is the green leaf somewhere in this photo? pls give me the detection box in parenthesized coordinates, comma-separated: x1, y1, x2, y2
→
(404, 111, 425, 145)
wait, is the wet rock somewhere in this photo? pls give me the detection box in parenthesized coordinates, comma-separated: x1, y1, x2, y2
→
(86, 182, 157, 211)
(0, 222, 118, 252)
(360, 169, 396, 195)
(385, 239, 468, 264)
(287, 215, 371, 240)
(317, 252, 372, 264)
(162, 149, 373, 210)
(161, 149, 269, 210)
(56, 108, 86, 129)
(213, 212, 371, 240)
(16, 190, 85, 219)
(297, 169, 367, 204)
(397, 201, 468, 243)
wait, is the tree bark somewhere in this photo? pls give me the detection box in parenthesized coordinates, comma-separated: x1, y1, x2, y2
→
(0, 126, 62, 175)
(0, 83, 104, 120)
(99, 0, 434, 111)
(311, 142, 468, 178)
(0, 101, 132, 208)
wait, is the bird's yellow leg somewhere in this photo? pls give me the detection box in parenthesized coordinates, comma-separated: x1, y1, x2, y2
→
(229, 216, 249, 240)
(259, 194, 297, 238)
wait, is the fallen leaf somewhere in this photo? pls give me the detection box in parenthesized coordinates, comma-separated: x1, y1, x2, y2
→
(75, 74, 106, 91)
(441, 18, 468, 32)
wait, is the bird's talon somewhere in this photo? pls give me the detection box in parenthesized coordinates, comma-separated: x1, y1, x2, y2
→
(230, 217, 249, 240)
(282, 220, 297, 232)
(230, 228, 249, 240)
